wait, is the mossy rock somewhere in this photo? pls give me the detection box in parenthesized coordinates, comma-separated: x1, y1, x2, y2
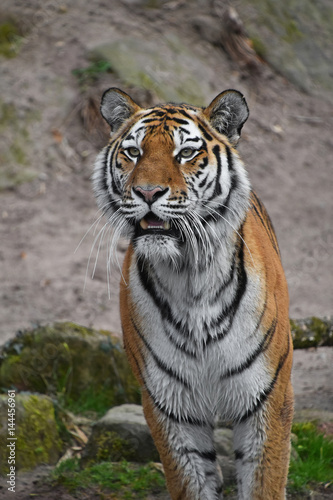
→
(237, 0, 333, 99)
(88, 36, 213, 106)
(290, 316, 333, 349)
(0, 393, 62, 474)
(81, 404, 159, 467)
(0, 322, 140, 414)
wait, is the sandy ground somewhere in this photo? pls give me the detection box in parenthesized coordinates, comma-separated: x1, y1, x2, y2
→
(0, 0, 332, 415)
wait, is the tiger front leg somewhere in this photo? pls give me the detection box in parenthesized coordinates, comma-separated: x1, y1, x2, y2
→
(233, 381, 293, 500)
(142, 390, 223, 500)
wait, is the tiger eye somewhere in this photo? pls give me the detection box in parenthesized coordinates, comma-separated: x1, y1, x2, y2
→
(127, 147, 140, 158)
(180, 148, 194, 158)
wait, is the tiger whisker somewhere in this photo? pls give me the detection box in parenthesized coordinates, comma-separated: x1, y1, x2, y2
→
(202, 202, 255, 268)
(75, 199, 120, 254)
(83, 220, 109, 292)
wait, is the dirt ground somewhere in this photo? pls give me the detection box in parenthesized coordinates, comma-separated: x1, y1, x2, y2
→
(1, 0, 332, 406)
(0, 4, 332, 497)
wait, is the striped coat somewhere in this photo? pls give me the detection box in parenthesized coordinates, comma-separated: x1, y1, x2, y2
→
(94, 88, 294, 500)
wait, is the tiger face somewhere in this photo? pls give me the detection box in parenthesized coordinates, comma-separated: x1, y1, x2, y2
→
(93, 88, 251, 265)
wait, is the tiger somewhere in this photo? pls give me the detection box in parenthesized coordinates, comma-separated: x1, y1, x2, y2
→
(93, 87, 294, 500)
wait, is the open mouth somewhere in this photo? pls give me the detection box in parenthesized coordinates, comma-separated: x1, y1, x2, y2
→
(135, 212, 175, 237)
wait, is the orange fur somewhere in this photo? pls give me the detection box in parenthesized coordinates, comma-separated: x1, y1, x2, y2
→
(96, 88, 293, 499)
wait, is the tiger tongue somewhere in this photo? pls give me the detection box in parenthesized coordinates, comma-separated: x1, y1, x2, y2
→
(146, 216, 164, 227)
(139, 214, 170, 230)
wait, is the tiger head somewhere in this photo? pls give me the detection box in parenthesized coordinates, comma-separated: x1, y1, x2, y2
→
(93, 88, 251, 266)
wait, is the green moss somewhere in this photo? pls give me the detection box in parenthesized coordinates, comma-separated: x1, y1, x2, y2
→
(0, 21, 23, 58)
(52, 459, 166, 498)
(85, 430, 136, 466)
(0, 322, 140, 413)
(283, 19, 303, 43)
(16, 395, 62, 468)
(308, 317, 330, 340)
(250, 37, 267, 59)
(0, 394, 62, 474)
(290, 317, 333, 348)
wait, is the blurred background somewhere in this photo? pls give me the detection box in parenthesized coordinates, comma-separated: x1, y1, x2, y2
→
(1, 0, 332, 343)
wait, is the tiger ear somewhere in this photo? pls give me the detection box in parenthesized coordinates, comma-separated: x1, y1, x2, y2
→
(100, 88, 142, 132)
(203, 90, 249, 146)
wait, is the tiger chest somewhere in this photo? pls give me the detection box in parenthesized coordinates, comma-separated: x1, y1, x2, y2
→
(127, 261, 270, 423)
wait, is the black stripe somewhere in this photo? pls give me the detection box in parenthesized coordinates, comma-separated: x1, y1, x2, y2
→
(152, 110, 166, 117)
(102, 145, 112, 195)
(220, 317, 277, 379)
(251, 191, 280, 256)
(209, 249, 238, 305)
(141, 109, 164, 118)
(238, 334, 291, 423)
(186, 136, 202, 142)
(146, 385, 212, 427)
(198, 157, 209, 170)
(141, 117, 162, 124)
(137, 261, 174, 323)
(225, 144, 235, 173)
(182, 448, 217, 462)
(206, 144, 235, 205)
(205, 235, 247, 346)
(165, 108, 178, 115)
(203, 181, 233, 224)
(202, 178, 214, 199)
(211, 145, 222, 198)
(198, 123, 213, 141)
(130, 317, 190, 388)
(234, 450, 244, 460)
(178, 109, 195, 120)
(172, 117, 190, 125)
(136, 260, 198, 357)
(198, 174, 210, 189)
(107, 145, 122, 197)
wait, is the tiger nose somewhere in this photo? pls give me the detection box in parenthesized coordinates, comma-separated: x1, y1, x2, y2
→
(133, 186, 168, 204)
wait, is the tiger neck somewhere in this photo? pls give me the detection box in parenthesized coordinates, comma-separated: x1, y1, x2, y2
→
(136, 227, 243, 304)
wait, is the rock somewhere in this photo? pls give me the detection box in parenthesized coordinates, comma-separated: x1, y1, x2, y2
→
(0, 393, 62, 474)
(217, 455, 237, 487)
(235, 0, 333, 100)
(290, 317, 333, 349)
(191, 15, 222, 46)
(81, 404, 159, 466)
(0, 322, 140, 411)
(82, 403, 237, 487)
(214, 427, 234, 457)
(88, 36, 214, 106)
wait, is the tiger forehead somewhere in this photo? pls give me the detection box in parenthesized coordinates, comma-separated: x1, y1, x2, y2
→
(125, 105, 204, 146)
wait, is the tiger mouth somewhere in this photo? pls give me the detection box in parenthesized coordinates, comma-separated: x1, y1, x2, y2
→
(135, 212, 176, 237)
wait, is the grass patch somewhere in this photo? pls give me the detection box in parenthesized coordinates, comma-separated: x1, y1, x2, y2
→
(288, 422, 333, 493)
(72, 59, 112, 89)
(52, 458, 166, 498)
(60, 388, 113, 418)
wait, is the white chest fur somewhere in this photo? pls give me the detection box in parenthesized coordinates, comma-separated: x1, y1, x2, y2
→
(128, 251, 269, 424)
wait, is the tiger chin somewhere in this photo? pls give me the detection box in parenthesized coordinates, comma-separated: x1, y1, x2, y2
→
(93, 87, 294, 500)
